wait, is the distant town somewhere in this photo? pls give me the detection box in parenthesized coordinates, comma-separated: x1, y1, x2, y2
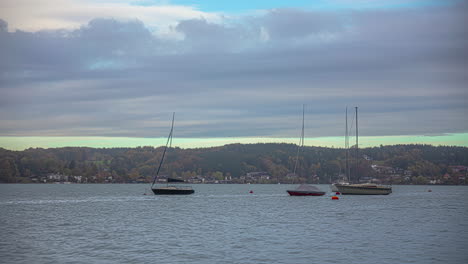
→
(28, 164, 468, 185)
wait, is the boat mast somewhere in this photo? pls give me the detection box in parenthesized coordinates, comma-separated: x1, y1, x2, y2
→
(345, 107, 349, 183)
(167, 113, 175, 186)
(355, 106, 359, 183)
(150, 112, 175, 189)
(293, 105, 305, 175)
(301, 105, 305, 148)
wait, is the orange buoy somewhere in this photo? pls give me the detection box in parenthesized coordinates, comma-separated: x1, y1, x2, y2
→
(331, 196, 339, 200)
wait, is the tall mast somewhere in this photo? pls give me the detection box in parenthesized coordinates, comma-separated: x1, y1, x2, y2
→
(293, 105, 305, 175)
(355, 106, 358, 183)
(150, 112, 175, 189)
(167, 112, 175, 186)
(301, 104, 305, 148)
(345, 107, 349, 183)
(169, 113, 174, 149)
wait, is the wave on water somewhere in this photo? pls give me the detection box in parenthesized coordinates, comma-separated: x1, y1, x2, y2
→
(0, 196, 155, 205)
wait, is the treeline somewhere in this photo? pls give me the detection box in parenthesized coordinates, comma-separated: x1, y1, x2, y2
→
(0, 143, 467, 184)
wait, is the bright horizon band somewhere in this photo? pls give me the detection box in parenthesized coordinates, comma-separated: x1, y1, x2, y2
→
(0, 133, 467, 150)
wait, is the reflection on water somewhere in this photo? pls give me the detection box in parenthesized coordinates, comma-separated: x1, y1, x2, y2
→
(1, 184, 467, 264)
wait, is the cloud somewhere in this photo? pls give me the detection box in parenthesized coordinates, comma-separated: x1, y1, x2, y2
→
(257, 8, 345, 40)
(0, 2, 467, 138)
(0, 0, 220, 33)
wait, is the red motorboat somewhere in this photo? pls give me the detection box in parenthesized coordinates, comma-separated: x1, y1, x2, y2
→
(287, 184, 326, 196)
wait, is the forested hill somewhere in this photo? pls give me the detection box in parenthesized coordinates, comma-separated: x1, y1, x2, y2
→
(1, 144, 467, 184)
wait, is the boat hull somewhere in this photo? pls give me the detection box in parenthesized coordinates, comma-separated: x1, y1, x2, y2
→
(152, 187, 194, 195)
(335, 184, 392, 195)
(287, 190, 326, 196)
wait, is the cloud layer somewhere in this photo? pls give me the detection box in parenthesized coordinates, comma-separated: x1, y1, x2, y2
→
(0, 1, 467, 138)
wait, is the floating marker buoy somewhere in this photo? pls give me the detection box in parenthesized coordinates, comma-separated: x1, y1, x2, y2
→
(428, 189, 432, 192)
(331, 196, 339, 200)
(249, 190, 253, 194)
(335, 192, 341, 195)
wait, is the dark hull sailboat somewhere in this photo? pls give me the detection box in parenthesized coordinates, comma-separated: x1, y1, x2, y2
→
(287, 184, 326, 196)
(152, 186, 194, 195)
(150, 113, 194, 195)
(287, 191, 325, 196)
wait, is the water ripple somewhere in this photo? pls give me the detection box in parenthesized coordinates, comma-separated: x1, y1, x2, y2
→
(1, 184, 467, 263)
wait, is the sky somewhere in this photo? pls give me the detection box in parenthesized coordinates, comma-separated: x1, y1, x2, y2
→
(0, 0, 467, 150)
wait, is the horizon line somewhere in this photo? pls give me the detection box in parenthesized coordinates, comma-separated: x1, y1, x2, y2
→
(1, 133, 467, 150)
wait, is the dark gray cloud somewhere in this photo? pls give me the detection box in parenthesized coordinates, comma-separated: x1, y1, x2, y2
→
(0, 3, 467, 138)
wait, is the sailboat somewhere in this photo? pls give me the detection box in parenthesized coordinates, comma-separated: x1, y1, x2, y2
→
(331, 107, 351, 192)
(287, 105, 326, 196)
(151, 113, 194, 195)
(334, 107, 392, 195)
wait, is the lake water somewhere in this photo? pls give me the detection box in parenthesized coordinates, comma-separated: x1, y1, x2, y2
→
(1, 184, 467, 264)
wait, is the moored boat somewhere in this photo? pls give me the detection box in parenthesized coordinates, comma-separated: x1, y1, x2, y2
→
(150, 113, 194, 195)
(334, 183, 392, 195)
(334, 107, 392, 195)
(287, 184, 326, 196)
(152, 186, 194, 195)
(286, 105, 326, 196)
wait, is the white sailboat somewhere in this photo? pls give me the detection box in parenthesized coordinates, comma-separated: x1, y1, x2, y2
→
(334, 107, 392, 195)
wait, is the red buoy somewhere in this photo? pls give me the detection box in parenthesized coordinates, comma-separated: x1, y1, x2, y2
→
(249, 190, 253, 194)
(335, 192, 341, 195)
(331, 196, 339, 200)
